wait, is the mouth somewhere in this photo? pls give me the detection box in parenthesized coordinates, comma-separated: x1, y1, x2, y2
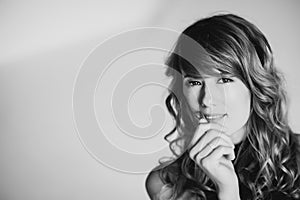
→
(195, 113, 227, 122)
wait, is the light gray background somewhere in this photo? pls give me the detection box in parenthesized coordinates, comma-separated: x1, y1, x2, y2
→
(1, 0, 299, 200)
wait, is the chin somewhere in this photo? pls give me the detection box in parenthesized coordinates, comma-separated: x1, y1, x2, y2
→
(227, 127, 247, 144)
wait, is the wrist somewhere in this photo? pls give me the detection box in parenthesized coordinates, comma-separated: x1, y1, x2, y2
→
(217, 181, 240, 200)
(218, 191, 240, 200)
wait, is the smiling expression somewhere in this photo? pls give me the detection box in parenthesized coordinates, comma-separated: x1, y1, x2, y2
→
(182, 72, 251, 144)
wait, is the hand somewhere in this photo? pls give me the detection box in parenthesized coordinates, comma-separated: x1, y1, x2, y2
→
(188, 121, 240, 199)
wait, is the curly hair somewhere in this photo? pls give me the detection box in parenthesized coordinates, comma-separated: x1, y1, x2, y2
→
(157, 13, 300, 200)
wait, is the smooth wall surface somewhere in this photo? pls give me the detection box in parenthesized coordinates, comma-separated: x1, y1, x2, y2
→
(1, 0, 299, 199)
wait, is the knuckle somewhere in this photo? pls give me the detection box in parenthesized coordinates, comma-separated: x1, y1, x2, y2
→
(201, 158, 210, 168)
(214, 136, 222, 142)
(211, 137, 222, 146)
(218, 145, 229, 152)
(207, 129, 217, 134)
(189, 149, 195, 159)
(213, 146, 223, 153)
(194, 153, 202, 164)
(197, 124, 209, 132)
(212, 130, 223, 137)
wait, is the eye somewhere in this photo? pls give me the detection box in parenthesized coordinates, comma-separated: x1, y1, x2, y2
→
(218, 77, 233, 83)
(188, 80, 202, 87)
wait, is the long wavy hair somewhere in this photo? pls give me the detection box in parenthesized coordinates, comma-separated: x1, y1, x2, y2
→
(158, 13, 300, 200)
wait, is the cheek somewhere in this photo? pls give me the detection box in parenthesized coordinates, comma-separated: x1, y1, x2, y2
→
(183, 88, 199, 110)
(229, 87, 250, 111)
(225, 84, 251, 131)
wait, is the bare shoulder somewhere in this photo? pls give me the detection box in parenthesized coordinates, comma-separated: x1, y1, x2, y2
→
(145, 167, 165, 199)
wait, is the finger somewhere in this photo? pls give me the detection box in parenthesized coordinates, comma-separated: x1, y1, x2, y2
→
(195, 129, 234, 150)
(219, 156, 235, 171)
(209, 137, 234, 151)
(199, 117, 228, 129)
(196, 146, 234, 170)
(189, 123, 211, 148)
(190, 137, 230, 162)
(208, 145, 235, 161)
(189, 123, 227, 148)
(192, 138, 234, 163)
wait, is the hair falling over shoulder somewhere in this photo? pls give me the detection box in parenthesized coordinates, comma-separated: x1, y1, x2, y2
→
(157, 13, 300, 200)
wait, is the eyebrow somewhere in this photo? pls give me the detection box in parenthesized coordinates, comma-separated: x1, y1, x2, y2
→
(183, 72, 233, 79)
(183, 74, 202, 78)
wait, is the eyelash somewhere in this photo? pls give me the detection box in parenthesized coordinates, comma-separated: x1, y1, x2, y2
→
(219, 77, 233, 83)
(188, 80, 202, 86)
(187, 78, 233, 87)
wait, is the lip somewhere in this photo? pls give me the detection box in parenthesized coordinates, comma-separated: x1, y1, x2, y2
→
(195, 112, 227, 122)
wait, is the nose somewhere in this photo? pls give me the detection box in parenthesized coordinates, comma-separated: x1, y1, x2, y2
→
(199, 84, 213, 108)
(199, 80, 221, 108)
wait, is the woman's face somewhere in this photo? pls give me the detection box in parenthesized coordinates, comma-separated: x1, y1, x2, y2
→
(182, 71, 251, 144)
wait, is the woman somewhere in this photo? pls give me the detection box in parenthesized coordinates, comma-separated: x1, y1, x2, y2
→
(145, 14, 300, 200)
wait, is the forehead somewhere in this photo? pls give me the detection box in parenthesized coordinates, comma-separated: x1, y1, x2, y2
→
(182, 68, 223, 78)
